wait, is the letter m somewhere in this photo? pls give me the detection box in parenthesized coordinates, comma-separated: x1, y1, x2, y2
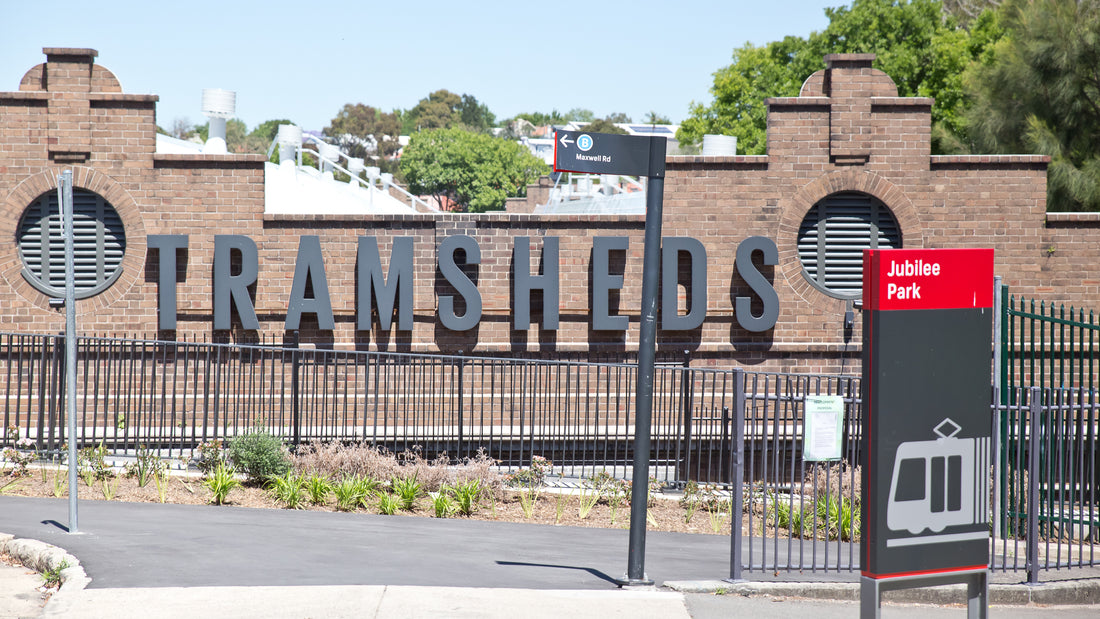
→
(357, 237, 414, 331)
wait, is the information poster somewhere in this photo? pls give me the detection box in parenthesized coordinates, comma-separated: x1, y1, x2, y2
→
(803, 395, 844, 461)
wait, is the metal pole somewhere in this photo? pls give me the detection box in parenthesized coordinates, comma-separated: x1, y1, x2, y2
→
(625, 141, 665, 585)
(59, 170, 79, 534)
(1027, 387, 1041, 585)
(727, 369, 746, 582)
(992, 276, 1002, 540)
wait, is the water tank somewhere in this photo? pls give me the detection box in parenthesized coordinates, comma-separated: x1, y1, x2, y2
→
(702, 134, 738, 156)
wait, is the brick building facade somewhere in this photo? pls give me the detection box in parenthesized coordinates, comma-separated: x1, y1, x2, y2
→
(0, 48, 1090, 375)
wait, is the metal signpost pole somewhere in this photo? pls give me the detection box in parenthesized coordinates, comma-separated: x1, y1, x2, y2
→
(552, 131, 666, 585)
(625, 169, 664, 585)
(58, 170, 79, 534)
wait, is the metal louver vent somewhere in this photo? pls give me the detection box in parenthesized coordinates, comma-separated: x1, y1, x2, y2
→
(797, 192, 901, 298)
(18, 189, 127, 299)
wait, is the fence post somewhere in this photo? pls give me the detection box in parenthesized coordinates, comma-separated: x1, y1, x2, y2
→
(457, 351, 465, 460)
(728, 368, 746, 582)
(680, 350, 694, 482)
(290, 330, 300, 446)
(1027, 387, 1041, 585)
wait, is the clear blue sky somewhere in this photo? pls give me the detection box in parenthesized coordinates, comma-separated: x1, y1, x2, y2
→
(2, 0, 842, 132)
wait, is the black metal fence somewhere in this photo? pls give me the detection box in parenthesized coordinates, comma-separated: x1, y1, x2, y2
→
(2, 332, 1097, 578)
(994, 386, 1100, 583)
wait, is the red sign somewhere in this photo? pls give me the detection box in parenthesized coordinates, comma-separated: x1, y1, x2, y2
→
(862, 248, 993, 311)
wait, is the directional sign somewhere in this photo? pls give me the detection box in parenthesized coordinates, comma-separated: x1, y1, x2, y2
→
(553, 131, 665, 178)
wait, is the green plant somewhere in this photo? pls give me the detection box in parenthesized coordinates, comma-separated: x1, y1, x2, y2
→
(153, 468, 169, 503)
(267, 471, 307, 509)
(42, 559, 70, 589)
(101, 477, 119, 501)
(377, 492, 401, 515)
(392, 476, 423, 511)
(194, 439, 227, 476)
(505, 455, 555, 490)
(680, 481, 702, 523)
(517, 488, 539, 519)
(78, 441, 113, 484)
(203, 463, 240, 505)
(304, 474, 332, 505)
(769, 493, 806, 537)
(433, 490, 458, 518)
(51, 465, 66, 498)
(816, 495, 860, 541)
(227, 428, 292, 485)
(0, 476, 21, 495)
(577, 486, 600, 520)
(332, 475, 378, 512)
(707, 494, 733, 534)
(450, 479, 482, 516)
(125, 445, 166, 488)
(555, 493, 566, 524)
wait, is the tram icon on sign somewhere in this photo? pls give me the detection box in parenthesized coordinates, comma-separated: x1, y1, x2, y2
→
(887, 418, 989, 537)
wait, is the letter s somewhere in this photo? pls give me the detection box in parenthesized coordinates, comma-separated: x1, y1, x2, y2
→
(735, 236, 779, 332)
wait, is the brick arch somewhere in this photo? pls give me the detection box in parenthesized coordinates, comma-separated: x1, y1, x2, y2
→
(775, 170, 924, 313)
(0, 168, 147, 314)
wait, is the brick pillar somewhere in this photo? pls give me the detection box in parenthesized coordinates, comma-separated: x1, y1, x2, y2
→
(43, 47, 97, 163)
(824, 54, 879, 165)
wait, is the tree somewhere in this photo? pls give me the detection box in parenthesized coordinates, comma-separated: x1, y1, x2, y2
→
(323, 104, 401, 158)
(644, 111, 672, 125)
(580, 118, 628, 134)
(966, 0, 1100, 211)
(456, 94, 496, 133)
(400, 127, 549, 212)
(406, 89, 462, 132)
(678, 0, 997, 155)
(565, 108, 596, 123)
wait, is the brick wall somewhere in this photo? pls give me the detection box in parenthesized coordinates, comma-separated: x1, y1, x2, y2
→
(0, 49, 1085, 376)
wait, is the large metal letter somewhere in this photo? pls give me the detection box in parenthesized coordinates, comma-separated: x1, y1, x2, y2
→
(213, 235, 259, 330)
(513, 236, 559, 330)
(286, 235, 335, 330)
(357, 236, 414, 331)
(735, 236, 780, 332)
(661, 237, 707, 330)
(148, 234, 188, 330)
(438, 235, 482, 331)
(592, 236, 629, 331)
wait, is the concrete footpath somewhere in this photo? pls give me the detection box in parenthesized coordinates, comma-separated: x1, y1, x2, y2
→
(1, 495, 1098, 617)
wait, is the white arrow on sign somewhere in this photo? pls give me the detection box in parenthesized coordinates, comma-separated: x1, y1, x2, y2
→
(559, 134, 574, 149)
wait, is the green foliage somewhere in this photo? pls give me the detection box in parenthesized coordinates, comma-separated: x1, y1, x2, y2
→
(433, 491, 458, 518)
(125, 444, 166, 488)
(679, 0, 1002, 155)
(305, 474, 332, 505)
(449, 479, 482, 516)
(267, 472, 307, 509)
(323, 103, 401, 158)
(404, 89, 495, 133)
(204, 463, 240, 505)
(392, 476, 423, 511)
(227, 428, 292, 485)
(42, 559, 69, 589)
(100, 477, 119, 501)
(400, 127, 548, 212)
(376, 492, 401, 515)
(194, 439, 227, 477)
(581, 118, 627, 134)
(966, 0, 1100, 211)
(78, 442, 113, 485)
(332, 475, 380, 511)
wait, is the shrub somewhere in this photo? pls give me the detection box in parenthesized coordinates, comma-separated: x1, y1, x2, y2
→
(193, 439, 227, 477)
(227, 428, 291, 485)
(204, 463, 240, 505)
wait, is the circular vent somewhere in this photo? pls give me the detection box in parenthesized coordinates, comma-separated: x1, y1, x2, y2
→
(18, 189, 127, 299)
(797, 192, 901, 299)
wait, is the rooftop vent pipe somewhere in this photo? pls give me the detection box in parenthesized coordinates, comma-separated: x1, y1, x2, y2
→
(276, 124, 302, 164)
(201, 89, 236, 154)
(702, 134, 737, 157)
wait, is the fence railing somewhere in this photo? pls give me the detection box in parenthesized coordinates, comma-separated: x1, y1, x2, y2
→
(994, 386, 1100, 582)
(3, 332, 1098, 578)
